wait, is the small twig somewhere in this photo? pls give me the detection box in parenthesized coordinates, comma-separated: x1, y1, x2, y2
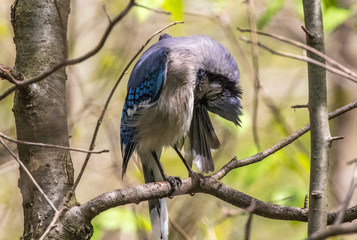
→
(102, 5, 112, 23)
(246, 0, 261, 152)
(0, 138, 58, 213)
(39, 205, 68, 240)
(134, 2, 172, 15)
(304, 195, 309, 209)
(328, 136, 344, 144)
(333, 159, 357, 225)
(0, 64, 23, 84)
(292, 104, 309, 109)
(244, 213, 253, 240)
(301, 25, 315, 39)
(169, 216, 192, 240)
(347, 158, 357, 165)
(240, 36, 357, 84)
(0, 131, 109, 154)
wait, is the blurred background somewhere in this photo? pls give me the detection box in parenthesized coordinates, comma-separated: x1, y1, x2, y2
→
(1, 0, 357, 239)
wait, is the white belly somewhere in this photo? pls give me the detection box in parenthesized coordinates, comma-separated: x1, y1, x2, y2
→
(134, 88, 194, 152)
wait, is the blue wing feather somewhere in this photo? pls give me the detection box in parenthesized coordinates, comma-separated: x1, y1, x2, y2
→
(120, 47, 169, 176)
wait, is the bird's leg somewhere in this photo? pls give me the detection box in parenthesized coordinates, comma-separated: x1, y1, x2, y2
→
(172, 146, 204, 185)
(151, 151, 182, 193)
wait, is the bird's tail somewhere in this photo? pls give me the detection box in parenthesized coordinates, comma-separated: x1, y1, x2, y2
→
(139, 151, 169, 240)
(185, 104, 220, 173)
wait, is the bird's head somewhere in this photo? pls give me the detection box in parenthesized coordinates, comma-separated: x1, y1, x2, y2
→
(194, 45, 242, 125)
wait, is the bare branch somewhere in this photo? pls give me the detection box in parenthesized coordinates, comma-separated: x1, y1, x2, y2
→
(0, 0, 136, 101)
(59, 175, 357, 231)
(246, 0, 261, 152)
(69, 177, 309, 223)
(292, 104, 309, 109)
(39, 207, 67, 240)
(237, 27, 357, 81)
(0, 64, 24, 84)
(0, 138, 58, 213)
(307, 223, 357, 240)
(0, 131, 109, 154)
(245, 213, 253, 240)
(102, 5, 112, 23)
(212, 98, 357, 180)
(301, 25, 316, 40)
(240, 36, 357, 84)
(134, 2, 172, 15)
(328, 136, 344, 144)
(169, 216, 192, 240)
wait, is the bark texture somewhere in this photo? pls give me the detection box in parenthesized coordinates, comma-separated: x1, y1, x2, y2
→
(11, 0, 75, 239)
(302, 0, 331, 236)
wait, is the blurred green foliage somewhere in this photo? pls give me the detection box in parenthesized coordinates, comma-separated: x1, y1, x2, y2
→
(323, 5, 352, 31)
(162, 0, 183, 21)
(258, 0, 285, 29)
(91, 208, 151, 240)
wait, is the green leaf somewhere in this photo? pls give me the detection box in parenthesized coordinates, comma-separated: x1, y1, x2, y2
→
(162, 0, 183, 21)
(322, 0, 337, 8)
(257, 0, 285, 30)
(323, 6, 351, 31)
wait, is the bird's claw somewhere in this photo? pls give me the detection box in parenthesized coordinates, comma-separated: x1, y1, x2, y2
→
(164, 176, 182, 196)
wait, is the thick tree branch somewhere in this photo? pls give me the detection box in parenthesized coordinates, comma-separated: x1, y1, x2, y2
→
(55, 175, 357, 238)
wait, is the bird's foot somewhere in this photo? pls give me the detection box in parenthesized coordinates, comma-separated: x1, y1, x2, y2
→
(163, 175, 182, 196)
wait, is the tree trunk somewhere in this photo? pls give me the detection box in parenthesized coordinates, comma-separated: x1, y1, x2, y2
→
(11, 0, 75, 239)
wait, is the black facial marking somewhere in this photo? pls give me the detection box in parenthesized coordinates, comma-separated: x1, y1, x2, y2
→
(205, 71, 240, 96)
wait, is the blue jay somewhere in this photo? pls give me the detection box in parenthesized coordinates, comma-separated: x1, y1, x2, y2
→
(120, 34, 242, 240)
